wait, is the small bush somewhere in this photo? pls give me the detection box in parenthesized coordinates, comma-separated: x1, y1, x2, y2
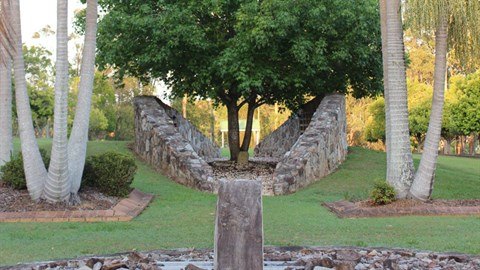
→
(370, 181, 396, 205)
(82, 151, 137, 197)
(0, 149, 50, 190)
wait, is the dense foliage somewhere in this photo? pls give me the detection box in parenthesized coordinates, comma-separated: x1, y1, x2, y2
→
(0, 149, 50, 190)
(96, 0, 383, 159)
(82, 151, 137, 197)
(370, 181, 396, 205)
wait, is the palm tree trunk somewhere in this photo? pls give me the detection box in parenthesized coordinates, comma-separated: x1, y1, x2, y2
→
(379, 0, 391, 178)
(385, 0, 415, 198)
(11, 0, 48, 200)
(410, 13, 448, 201)
(0, 47, 13, 166)
(44, 0, 70, 202)
(68, 0, 98, 195)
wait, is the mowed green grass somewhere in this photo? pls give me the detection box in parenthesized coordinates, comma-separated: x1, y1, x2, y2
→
(0, 140, 479, 265)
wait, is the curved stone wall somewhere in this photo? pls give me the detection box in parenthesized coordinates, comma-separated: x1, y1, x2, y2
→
(253, 115, 301, 159)
(134, 96, 218, 192)
(271, 94, 347, 195)
(154, 98, 221, 161)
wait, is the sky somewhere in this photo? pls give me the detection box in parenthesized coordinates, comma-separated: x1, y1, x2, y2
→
(21, 0, 84, 53)
(19, 0, 169, 100)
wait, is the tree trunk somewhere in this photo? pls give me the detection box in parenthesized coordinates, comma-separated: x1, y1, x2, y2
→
(226, 102, 240, 161)
(0, 47, 12, 166)
(468, 134, 475, 156)
(182, 94, 187, 118)
(68, 0, 98, 195)
(379, 0, 392, 185)
(444, 137, 452, 155)
(44, 0, 70, 202)
(11, 0, 48, 200)
(385, 0, 415, 198)
(240, 103, 256, 152)
(410, 13, 448, 201)
(456, 135, 464, 155)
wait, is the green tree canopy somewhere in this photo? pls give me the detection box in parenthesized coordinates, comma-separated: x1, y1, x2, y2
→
(96, 0, 383, 160)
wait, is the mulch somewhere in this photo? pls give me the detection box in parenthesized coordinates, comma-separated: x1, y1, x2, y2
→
(323, 199, 480, 218)
(0, 184, 119, 212)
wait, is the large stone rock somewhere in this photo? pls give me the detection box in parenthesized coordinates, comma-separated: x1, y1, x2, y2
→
(214, 180, 263, 270)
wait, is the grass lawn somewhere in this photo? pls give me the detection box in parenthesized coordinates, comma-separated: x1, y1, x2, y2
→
(0, 140, 479, 265)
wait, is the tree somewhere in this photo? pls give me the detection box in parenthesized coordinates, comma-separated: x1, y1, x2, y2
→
(407, 80, 433, 152)
(407, 0, 480, 200)
(96, 0, 383, 161)
(0, 46, 12, 166)
(10, 0, 48, 200)
(364, 97, 386, 144)
(68, 0, 98, 197)
(44, 0, 71, 202)
(444, 72, 480, 152)
(23, 45, 55, 138)
(382, 0, 415, 198)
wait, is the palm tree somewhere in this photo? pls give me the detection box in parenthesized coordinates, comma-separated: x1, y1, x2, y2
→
(68, 0, 98, 197)
(0, 46, 12, 167)
(10, 0, 48, 200)
(408, 0, 480, 200)
(379, 0, 391, 181)
(44, 0, 70, 202)
(384, 0, 415, 198)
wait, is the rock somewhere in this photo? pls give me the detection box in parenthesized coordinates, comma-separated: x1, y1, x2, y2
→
(92, 262, 102, 270)
(383, 258, 399, 270)
(313, 267, 333, 270)
(102, 261, 128, 270)
(415, 252, 430, 259)
(85, 258, 104, 268)
(184, 264, 206, 270)
(77, 266, 92, 270)
(336, 250, 361, 262)
(128, 251, 149, 263)
(237, 151, 249, 165)
(367, 250, 378, 257)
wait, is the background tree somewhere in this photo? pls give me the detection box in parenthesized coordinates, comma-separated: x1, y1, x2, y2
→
(96, 0, 383, 161)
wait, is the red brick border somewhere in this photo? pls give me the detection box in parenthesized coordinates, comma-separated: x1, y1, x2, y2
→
(323, 200, 480, 218)
(0, 189, 154, 223)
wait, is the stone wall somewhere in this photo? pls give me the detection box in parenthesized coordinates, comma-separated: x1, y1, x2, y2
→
(154, 98, 221, 161)
(134, 96, 217, 192)
(273, 94, 347, 195)
(254, 115, 301, 159)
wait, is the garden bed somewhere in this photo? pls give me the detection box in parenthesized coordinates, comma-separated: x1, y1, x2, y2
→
(324, 199, 480, 218)
(0, 185, 119, 212)
(0, 188, 153, 223)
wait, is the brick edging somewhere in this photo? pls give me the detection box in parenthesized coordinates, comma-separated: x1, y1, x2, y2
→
(0, 189, 154, 223)
(323, 200, 480, 218)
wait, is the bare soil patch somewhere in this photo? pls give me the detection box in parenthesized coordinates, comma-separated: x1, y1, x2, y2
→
(324, 199, 480, 218)
(0, 184, 119, 212)
(210, 160, 276, 195)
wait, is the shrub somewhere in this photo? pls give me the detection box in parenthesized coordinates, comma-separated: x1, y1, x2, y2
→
(82, 151, 137, 197)
(370, 181, 396, 205)
(0, 149, 50, 190)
